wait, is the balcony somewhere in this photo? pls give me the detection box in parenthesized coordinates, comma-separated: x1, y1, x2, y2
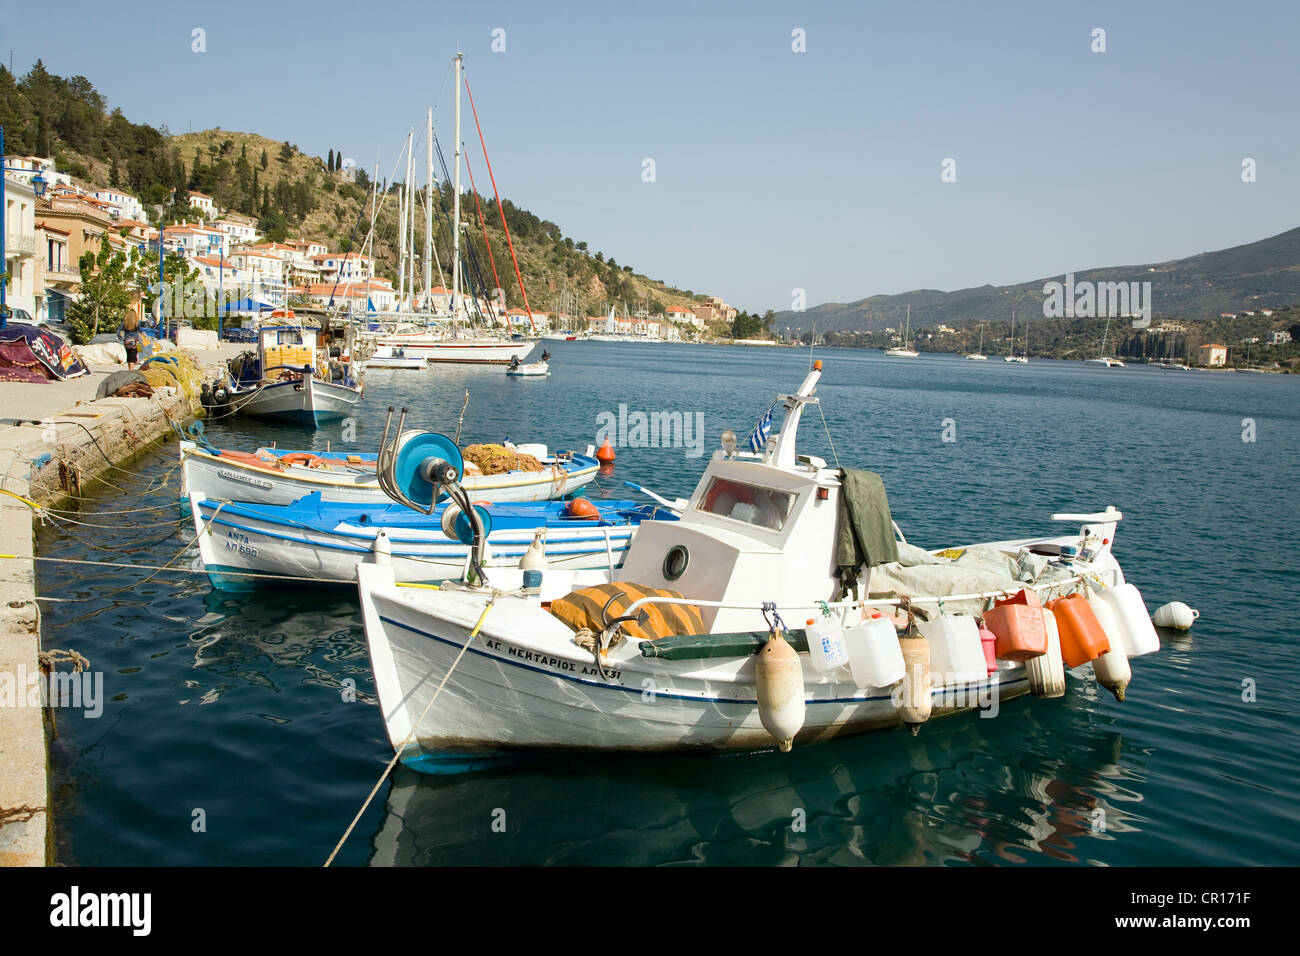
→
(5, 234, 36, 257)
(44, 264, 81, 285)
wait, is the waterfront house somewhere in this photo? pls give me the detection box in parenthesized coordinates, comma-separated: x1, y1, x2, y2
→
(3, 177, 40, 321)
(1197, 344, 1228, 367)
(188, 191, 216, 219)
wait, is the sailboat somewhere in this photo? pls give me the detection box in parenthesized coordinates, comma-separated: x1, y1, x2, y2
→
(884, 305, 920, 357)
(965, 322, 988, 360)
(1083, 316, 1125, 367)
(1004, 309, 1028, 363)
(375, 55, 534, 365)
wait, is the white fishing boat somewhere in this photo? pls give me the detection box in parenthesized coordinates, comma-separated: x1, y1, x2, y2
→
(357, 362, 1164, 770)
(179, 440, 600, 507)
(505, 361, 549, 377)
(884, 305, 919, 357)
(216, 325, 362, 427)
(964, 322, 988, 360)
(364, 345, 429, 370)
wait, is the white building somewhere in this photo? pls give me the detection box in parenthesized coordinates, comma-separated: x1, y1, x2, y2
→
(188, 191, 216, 219)
(306, 280, 396, 313)
(163, 222, 228, 259)
(4, 156, 72, 191)
(1268, 330, 1292, 345)
(2, 177, 40, 322)
(311, 251, 375, 283)
(91, 187, 146, 223)
(665, 305, 701, 329)
(212, 215, 259, 247)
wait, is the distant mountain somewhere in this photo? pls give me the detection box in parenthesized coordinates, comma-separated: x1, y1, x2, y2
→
(773, 225, 1300, 332)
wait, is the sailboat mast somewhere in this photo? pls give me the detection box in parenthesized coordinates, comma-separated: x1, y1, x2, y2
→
(406, 133, 415, 313)
(424, 107, 433, 313)
(397, 135, 408, 312)
(452, 52, 463, 325)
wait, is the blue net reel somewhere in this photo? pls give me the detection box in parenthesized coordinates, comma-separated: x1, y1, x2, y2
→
(392, 431, 465, 509)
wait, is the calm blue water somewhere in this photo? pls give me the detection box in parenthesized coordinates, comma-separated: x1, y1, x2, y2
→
(39, 344, 1300, 865)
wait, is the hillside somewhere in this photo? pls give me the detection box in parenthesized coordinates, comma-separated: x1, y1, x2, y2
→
(1, 62, 714, 321)
(774, 226, 1300, 333)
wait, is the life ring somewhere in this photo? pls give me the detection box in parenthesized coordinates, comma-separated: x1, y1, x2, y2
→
(280, 452, 322, 468)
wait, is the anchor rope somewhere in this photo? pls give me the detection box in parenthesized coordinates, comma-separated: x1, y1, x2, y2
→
(324, 590, 499, 867)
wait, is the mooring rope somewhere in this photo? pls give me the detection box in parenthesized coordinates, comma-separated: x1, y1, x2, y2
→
(323, 591, 499, 867)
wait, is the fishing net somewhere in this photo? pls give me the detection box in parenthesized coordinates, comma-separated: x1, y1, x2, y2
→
(461, 443, 545, 475)
(140, 351, 203, 401)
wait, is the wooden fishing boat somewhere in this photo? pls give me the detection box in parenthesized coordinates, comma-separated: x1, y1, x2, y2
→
(216, 324, 362, 426)
(179, 440, 599, 507)
(357, 362, 1167, 771)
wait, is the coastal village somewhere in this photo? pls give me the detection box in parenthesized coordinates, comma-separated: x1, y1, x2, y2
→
(2, 153, 740, 341)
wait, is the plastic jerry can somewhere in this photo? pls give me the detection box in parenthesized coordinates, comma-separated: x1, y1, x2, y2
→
(843, 615, 905, 688)
(1093, 583, 1161, 657)
(977, 624, 998, 674)
(1027, 609, 1067, 698)
(918, 614, 987, 683)
(1045, 593, 1110, 668)
(983, 603, 1048, 660)
(804, 615, 849, 672)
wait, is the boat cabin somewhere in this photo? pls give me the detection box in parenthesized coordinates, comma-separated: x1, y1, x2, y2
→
(615, 365, 846, 631)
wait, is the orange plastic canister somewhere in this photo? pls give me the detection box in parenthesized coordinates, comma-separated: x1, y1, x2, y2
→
(1045, 593, 1111, 667)
(984, 589, 1047, 661)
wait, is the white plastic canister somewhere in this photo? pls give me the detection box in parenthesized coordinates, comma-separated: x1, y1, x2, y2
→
(918, 614, 987, 683)
(1087, 590, 1132, 701)
(1027, 609, 1067, 698)
(804, 615, 849, 672)
(843, 616, 906, 688)
(1095, 583, 1160, 657)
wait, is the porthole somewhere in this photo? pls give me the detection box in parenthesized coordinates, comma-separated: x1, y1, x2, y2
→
(662, 545, 689, 581)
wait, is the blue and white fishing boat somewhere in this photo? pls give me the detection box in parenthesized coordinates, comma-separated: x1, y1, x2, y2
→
(190, 491, 672, 590)
(215, 324, 362, 426)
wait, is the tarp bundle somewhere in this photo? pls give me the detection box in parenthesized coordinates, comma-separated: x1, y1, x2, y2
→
(0, 323, 89, 381)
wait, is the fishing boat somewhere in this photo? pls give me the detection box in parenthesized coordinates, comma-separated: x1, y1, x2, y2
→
(1004, 310, 1028, 363)
(884, 305, 920, 357)
(179, 440, 600, 507)
(364, 346, 429, 370)
(216, 324, 362, 427)
(964, 322, 988, 360)
(356, 362, 1165, 770)
(190, 490, 673, 591)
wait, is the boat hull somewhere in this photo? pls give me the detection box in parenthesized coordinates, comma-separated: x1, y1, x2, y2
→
(191, 494, 641, 590)
(375, 337, 533, 364)
(180, 444, 599, 507)
(358, 567, 1031, 766)
(228, 377, 362, 426)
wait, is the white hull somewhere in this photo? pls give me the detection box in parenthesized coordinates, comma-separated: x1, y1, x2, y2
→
(965, 354, 988, 361)
(228, 377, 362, 426)
(1084, 357, 1126, 367)
(192, 495, 635, 589)
(376, 336, 533, 364)
(180, 444, 598, 507)
(1004, 356, 1028, 364)
(359, 563, 1031, 761)
(506, 361, 549, 377)
(884, 348, 919, 358)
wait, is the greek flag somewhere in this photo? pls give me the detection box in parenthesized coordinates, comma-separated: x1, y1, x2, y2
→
(746, 401, 778, 452)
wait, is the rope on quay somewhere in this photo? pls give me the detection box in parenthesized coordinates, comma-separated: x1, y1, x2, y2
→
(0, 806, 46, 830)
(324, 591, 499, 868)
(0, 552, 349, 587)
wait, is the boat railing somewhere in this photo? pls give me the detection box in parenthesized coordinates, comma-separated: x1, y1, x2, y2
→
(616, 571, 1102, 623)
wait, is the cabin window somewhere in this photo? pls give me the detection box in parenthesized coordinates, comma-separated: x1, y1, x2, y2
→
(697, 477, 795, 532)
(275, 329, 304, 345)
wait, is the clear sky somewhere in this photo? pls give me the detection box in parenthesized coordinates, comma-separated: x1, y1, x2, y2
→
(6, 0, 1298, 313)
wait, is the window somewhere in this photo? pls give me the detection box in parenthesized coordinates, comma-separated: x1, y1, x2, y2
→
(697, 476, 796, 532)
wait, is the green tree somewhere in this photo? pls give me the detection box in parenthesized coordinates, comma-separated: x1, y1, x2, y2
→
(260, 148, 268, 170)
(68, 237, 134, 344)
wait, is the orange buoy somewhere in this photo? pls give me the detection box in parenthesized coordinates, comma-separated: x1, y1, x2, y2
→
(564, 497, 601, 519)
(595, 437, 616, 464)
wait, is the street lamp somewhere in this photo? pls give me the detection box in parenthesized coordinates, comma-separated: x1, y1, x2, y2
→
(2, 125, 51, 327)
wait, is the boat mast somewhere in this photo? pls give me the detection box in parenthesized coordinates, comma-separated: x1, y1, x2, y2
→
(424, 107, 433, 314)
(452, 51, 463, 330)
(398, 131, 410, 312)
(406, 133, 415, 314)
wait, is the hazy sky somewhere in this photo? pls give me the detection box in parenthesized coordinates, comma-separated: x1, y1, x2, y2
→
(7, 0, 1298, 313)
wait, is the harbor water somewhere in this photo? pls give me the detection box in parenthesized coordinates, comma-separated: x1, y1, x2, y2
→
(38, 343, 1300, 865)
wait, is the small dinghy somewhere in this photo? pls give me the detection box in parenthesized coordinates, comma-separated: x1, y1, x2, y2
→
(180, 440, 599, 507)
(356, 362, 1168, 771)
(364, 346, 429, 370)
(506, 350, 550, 377)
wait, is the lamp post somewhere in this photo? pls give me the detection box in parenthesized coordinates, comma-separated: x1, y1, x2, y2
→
(1, 125, 49, 328)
